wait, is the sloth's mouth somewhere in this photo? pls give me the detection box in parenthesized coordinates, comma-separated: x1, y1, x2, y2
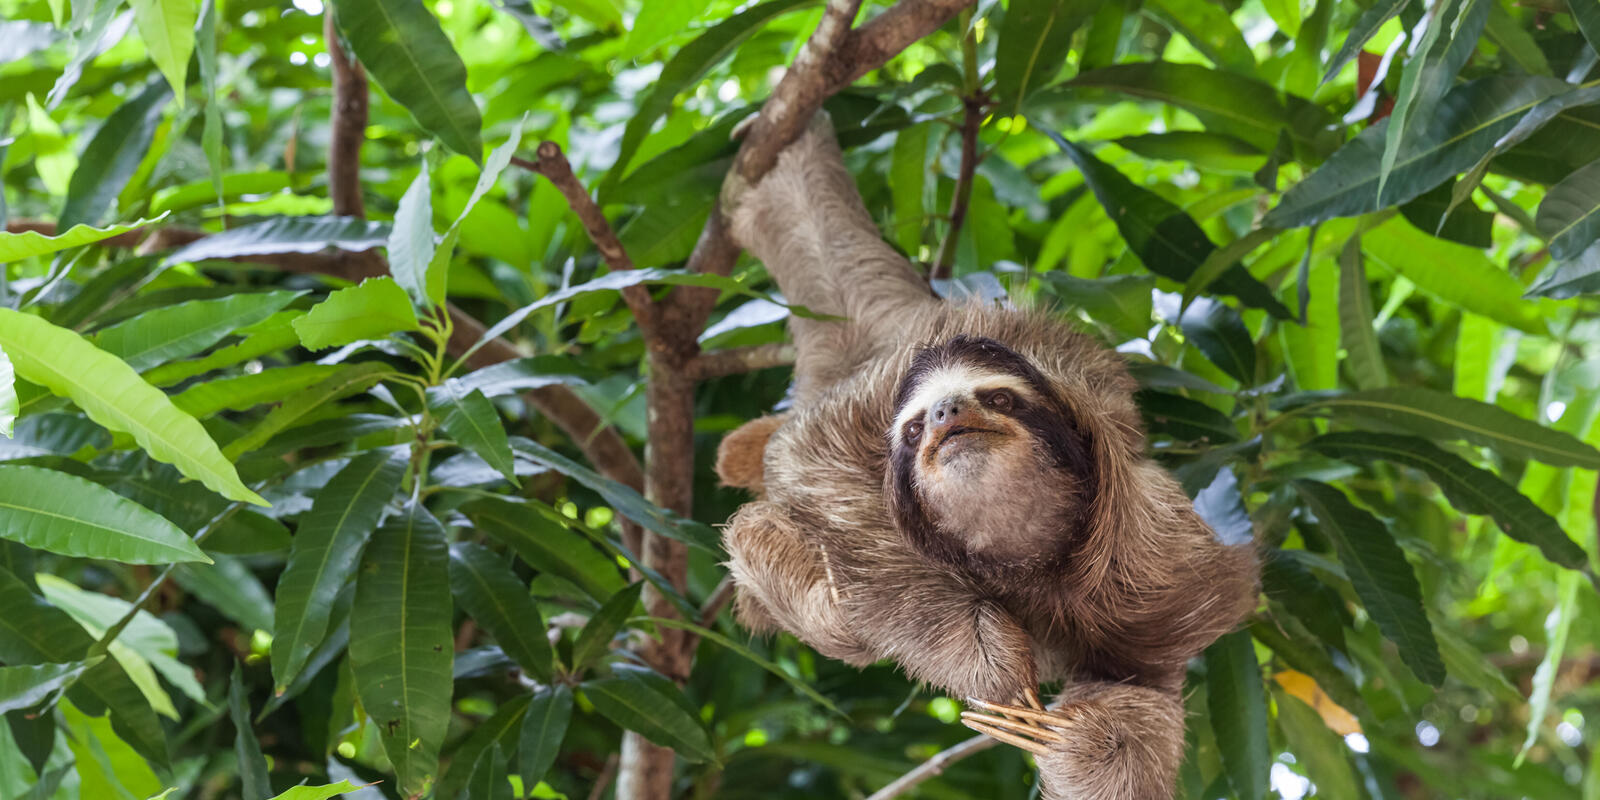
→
(936, 425, 999, 450)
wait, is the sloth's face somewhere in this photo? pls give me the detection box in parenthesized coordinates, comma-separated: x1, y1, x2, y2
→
(887, 336, 1092, 564)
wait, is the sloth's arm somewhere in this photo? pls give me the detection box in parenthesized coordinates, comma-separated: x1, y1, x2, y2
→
(714, 414, 786, 493)
(723, 116, 937, 395)
(721, 502, 875, 664)
(964, 680, 1186, 800)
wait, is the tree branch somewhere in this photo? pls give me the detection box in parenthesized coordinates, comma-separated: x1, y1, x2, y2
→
(864, 735, 997, 800)
(512, 146, 662, 346)
(689, 343, 796, 380)
(697, 575, 736, 628)
(931, 96, 982, 281)
(324, 11, 368, 218)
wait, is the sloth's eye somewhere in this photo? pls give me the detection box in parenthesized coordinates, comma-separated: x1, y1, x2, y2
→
(903, 420, 924, 442)
(983, 390, 1015, 411)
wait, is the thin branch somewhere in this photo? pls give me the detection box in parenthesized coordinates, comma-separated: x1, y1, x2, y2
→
(688, 343, 796, 380)
(864, 735, 997, 800)
(513, 145, 662, 343)
(697, 575, 736, 628)
(324, 11, 369, 218)
(586, 754, 621, 800)
(828, 0, 978, 93)
(930, 95, 982, 281)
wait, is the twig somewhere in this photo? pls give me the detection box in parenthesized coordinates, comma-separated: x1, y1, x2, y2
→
(688, 343, 796, 380)
(930, 95, 982, 280)
(865, 735, 997, 800)
(587, 754, 621, 800)
(513, 146, 661, 342)
(697, 575, 736, 628)
(324, 11, 368, 218)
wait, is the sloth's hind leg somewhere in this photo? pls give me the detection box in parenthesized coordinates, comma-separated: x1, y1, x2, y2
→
(962, 682, 1185, 800)
(722, 502, 872, 664)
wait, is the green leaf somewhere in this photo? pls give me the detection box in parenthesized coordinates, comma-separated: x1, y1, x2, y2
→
(388, 162, 436, 307)
(1038, 128, 1292, 318)
(1145, 0, 1256, 74)
(223, 362, 391, 460)
(434, 694, 528, 800)
(94, 290, 304, 372)
(165, 216, 389, 265)
(196, 0, 224, 207)
(1337, 235, 1389, 390)
(1273, 684, 1362, 800)
(1537, 157, 1600, 260)
(1293, 480, 1445, 685)
(1265, 76, 1566, 229)
(434, 388, 516, 485)
(60, 79, 171, 230)
(572, 582, 642, 673)
(1574, 0, 1600, 53)
(0, 215, 165, 265)
(1377, 0, 1489, 204)
(0, 309, 263, 504)
(584, 666, 714, 763)
(129, 0, 197, 103)
(1183, 225, 1279, 305)
(0, 659, 98, 715)
(1206, 629, 1269, 800)
(1063, 61, 1337, 156)
(995, 0, 1096, 112)
(466, 497, 626, 603)
(623, 0, 699, 56)
(1520, 570, 1580, 762)
(1282, 387, 1600, 468)
(230, 665, 271, 800)
(293, 277, 420, 351)
(1037, 273, 1154, 337)
(0, 345, 14, 438)
(174, 556, 275, 633)
(447, 542, 555, 683)
(1447, 85, 1600, 225)
(519, 685, 574, 786)
(0, 566, 169, 766)
(267, 782, 363, 800)
(1308, 432, 1587, 569)
(1323, 0, 1411, 85)
(890, 123, 930, 255)
(0, 465, 208, 564)
(1179, 297, 1255, 384)
(606, 0, 814, 183)
(464, 742, 512, 800)
(1485, 2, 1551, 76)
(1527, 239, 1600, 299)
(1136, 390, 1239, 443)
(173, 364, 344, 419)
(273, 449, 405, 692)
(328, 0, 482, 161)
(349, 502, 453, 796)
(60, 698, 163, 799)
(511, 437, 722, 555)
(1362, 216, 1549, 335)
(550, 0, 621, 28)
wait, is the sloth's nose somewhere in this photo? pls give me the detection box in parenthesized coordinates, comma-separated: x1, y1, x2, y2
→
(930, 397, 965, 431)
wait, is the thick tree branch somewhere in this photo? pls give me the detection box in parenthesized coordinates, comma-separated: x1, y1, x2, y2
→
(689, 343, 796, 380)
(865, 735, 997, 800)
(324, 12, 368, 218)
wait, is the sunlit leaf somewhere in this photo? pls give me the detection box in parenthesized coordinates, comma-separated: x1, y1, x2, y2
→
(328, 0, 483, 160)
(129, 0, 196, 103)
(0, 659, 99, 715)
(0, 466, 208, 564)
(94, 290, 304, 372)
(293, 278, 420, 351)
(0, 216, 165, 265)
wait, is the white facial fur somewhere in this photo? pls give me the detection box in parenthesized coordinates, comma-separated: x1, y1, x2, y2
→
(890, 363, 1036, 445)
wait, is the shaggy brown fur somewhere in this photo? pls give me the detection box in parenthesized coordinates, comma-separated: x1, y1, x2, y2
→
(717, 117, 1258, 800)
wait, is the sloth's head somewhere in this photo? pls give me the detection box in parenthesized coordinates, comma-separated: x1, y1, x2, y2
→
(886, 335, 1094, 569)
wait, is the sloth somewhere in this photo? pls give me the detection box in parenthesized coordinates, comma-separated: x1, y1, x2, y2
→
(714, 116, 1258, 800)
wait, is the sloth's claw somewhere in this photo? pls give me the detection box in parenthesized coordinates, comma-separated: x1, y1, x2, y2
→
(960, 711, 1065, 743)
(960, 717, 1051, 756)
(966, 697, 1072, 729)
(1021, 688, 1046, 711)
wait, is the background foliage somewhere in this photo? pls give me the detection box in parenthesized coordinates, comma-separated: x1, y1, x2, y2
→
(2, 0, 1600, 798)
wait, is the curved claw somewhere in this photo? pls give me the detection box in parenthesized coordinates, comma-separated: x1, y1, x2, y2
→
(961, 697, 1077, 755)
